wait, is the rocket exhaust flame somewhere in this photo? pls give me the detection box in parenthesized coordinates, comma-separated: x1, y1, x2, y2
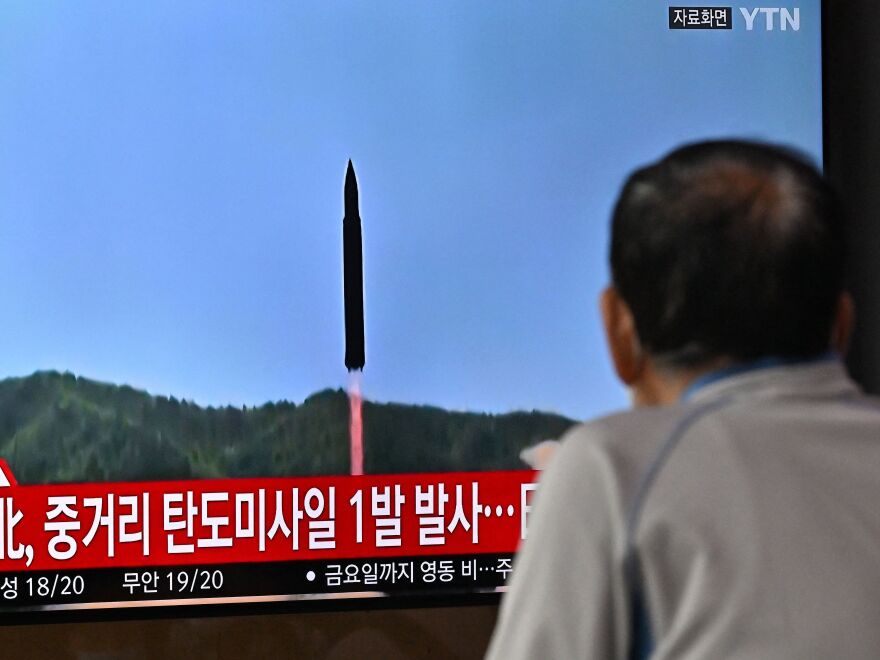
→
(348, 372, 363, 476)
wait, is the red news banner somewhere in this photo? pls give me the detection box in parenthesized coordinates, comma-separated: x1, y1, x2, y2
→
(0, 460, 538, 610)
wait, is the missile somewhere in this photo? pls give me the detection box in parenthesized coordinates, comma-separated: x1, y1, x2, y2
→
(343, 160, 365, 371)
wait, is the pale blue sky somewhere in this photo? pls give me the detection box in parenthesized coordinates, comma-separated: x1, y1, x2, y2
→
(0, 2, 822, 419)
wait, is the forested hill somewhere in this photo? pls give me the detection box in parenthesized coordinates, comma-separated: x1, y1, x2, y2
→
(0, 371, 576, 484)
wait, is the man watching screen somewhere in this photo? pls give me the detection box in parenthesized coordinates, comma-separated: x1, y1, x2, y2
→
(486, 140, 879, 659)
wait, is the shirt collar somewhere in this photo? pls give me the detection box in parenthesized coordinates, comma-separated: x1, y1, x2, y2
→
(681, 352, 842, 403)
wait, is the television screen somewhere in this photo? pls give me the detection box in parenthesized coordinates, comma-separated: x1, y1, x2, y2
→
(0, 1, 822, 616)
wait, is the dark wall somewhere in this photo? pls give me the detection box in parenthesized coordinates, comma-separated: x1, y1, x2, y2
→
(824, 1, 880, 393)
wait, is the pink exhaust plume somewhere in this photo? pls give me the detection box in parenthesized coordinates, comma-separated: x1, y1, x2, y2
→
(348, 372, 364, 476)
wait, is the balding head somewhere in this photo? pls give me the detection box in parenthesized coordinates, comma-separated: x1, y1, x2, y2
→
(609, 140, 845, 370)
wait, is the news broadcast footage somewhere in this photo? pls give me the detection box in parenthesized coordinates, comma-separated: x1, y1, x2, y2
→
(0, 1, 821, 613)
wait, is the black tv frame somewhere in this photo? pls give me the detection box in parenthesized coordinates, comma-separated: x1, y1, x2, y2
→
(823, 0, 880, 395)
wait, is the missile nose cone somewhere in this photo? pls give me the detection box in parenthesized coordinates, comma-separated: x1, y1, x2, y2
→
(344, 159, 359, 217)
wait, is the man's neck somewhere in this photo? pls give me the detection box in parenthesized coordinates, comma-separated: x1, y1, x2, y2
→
(630, 358, 732, 406)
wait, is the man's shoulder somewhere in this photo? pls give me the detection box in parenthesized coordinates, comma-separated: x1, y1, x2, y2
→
(558, 404, 685, 467)
(549, 387, 880, 514)
(546, 405, 690, 508)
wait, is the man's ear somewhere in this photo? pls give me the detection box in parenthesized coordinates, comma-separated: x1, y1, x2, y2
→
(831, 290, 855, 356)
(600, 286, 646, 386)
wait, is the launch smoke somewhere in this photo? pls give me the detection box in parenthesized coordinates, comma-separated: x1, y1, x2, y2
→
(349, 372, 364, 476)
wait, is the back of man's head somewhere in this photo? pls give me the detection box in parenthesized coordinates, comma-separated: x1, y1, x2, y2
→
(610, 139, 845, 369)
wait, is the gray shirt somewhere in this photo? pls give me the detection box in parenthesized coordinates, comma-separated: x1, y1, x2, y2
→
(486, 360, 880, 659)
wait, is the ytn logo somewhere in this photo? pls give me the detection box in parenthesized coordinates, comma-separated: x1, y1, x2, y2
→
(740, 8, 800, 31)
